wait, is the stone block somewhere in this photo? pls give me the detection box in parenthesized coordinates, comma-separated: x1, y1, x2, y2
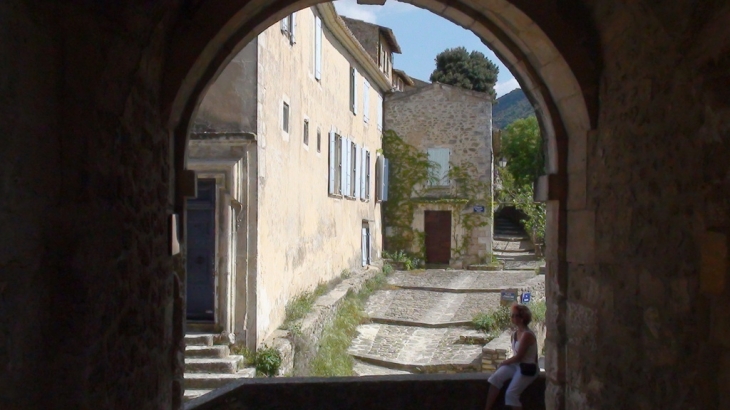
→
(699, 231, 727, 295)
(566, 210, 595, 264)
(567, 171, 587, 211)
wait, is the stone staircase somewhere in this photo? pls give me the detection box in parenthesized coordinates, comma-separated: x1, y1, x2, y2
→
(183, 333, 255, 402)
(493, 216, 543, 271)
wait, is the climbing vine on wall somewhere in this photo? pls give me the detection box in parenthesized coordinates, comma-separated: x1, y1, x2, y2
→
(382, 130, 492, 261)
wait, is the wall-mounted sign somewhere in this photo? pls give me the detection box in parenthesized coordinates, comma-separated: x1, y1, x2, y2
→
(473, 205, 486, 213)
(521, 292, 532, 304)
(500, 288, 518, 306)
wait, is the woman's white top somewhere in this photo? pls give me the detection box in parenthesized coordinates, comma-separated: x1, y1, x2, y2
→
(512, 329, 538, 364)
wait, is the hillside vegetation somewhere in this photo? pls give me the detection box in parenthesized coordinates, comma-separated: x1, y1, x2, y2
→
(493, 88, 534, 129)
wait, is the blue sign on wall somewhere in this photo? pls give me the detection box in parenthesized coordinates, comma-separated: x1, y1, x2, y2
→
(473, 205, 486, 213)
(521, 292, 532, 304)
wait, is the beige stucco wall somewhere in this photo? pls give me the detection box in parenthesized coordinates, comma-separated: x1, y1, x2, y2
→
(255, 7, 386, 343)
(384, 83, 493, 265)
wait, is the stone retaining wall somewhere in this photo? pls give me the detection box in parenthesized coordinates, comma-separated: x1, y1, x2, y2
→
(264, 264, 385, 376)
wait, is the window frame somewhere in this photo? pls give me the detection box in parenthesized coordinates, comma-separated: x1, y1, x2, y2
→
(282, 102, 290, 133)
(303, 119, 309, 146)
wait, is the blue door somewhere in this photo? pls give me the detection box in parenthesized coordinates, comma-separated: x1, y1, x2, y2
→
(186, 179, 216, 321)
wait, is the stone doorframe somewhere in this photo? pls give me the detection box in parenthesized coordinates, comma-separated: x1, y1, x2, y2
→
(187, 136, 259, 349)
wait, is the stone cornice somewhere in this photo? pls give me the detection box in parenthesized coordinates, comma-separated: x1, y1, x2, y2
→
(316, 3, 392, 93)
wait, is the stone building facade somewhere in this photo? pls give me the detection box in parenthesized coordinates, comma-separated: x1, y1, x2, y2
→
(185, 3, 393, 347)
(384, 82, 493, 266)
(4, 1, 730, 409)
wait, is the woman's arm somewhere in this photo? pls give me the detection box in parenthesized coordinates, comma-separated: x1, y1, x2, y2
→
(499, 331, 536, 366)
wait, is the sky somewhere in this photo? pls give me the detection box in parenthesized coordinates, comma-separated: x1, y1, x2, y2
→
(333, 0, 520, 97)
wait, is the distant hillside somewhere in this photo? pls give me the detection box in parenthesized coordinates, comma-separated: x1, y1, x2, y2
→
(493, 89, 534, 129)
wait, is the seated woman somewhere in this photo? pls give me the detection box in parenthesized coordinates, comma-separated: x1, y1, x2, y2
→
(484, 303, 539, 410)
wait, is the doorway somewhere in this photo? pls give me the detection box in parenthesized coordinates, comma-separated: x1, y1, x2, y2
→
(424, 210, 451, 264)
(186, 179, 217, 322)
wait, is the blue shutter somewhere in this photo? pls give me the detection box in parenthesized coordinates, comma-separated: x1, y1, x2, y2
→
(315, 17, 322, 80)
(281, 16, 289, 33)
(328, 131, 336, 194)
(290, 13, 296, 44)
(341, 137, 349, 195)
(354, 145, 361, 200)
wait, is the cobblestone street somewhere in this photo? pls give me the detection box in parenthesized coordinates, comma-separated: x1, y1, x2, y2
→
(349, 269, 544, 376)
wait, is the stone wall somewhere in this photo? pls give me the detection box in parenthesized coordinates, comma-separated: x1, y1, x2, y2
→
(384, 83, 493, 265)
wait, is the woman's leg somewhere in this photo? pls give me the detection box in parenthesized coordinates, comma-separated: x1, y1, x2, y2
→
(504, 371, 537, 409)
(485, 364, 518, 410)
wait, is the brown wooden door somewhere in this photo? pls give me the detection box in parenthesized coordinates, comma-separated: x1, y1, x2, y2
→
(424, 211, 451, 264)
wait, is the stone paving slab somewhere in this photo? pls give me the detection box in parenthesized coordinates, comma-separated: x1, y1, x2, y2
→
(503, 260, 545, 271)
(387, 270, 537, 291)
(365, 289, 501, 325)
(349, 323, 482, 373)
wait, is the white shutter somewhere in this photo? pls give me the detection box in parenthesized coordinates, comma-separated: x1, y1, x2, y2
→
(328, 131, 336, 194)
(341, 137, 349, 196)
(354, 145, 361, 200)
(377, 94, 383, 130)
(365, 150, 371, 199)
(353, 69, 358, 115)
(362, 227, 368, 266)
(360, 148, 367, 198)
(363, 80, 370, 123)
(383, 158, 390, 201)
(281, 17, 289, 33)
(314, 16, 322, 80)
(290, 13, 296, 44)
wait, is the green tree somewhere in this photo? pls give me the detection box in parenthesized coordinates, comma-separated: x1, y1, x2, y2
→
(501, 116, 543, 187)
(429, 47, 499, 98)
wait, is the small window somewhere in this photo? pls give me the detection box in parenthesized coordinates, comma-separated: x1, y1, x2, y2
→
(281, 13, 296, 45)
(350, 67, 357, 114)
(329, 132, 343, 195)
(282, 102, 290, 132)
(317, 129, 322, 152)
(303, 119, 309, 145)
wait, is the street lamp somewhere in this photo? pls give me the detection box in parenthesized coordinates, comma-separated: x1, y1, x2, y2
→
(499, 157, 507, 168)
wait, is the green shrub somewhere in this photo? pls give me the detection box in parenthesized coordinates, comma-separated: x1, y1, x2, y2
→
(281, 282, 330, 330)
(253, 345, 282, 377)
(472, 305, 512, 333)
(472, 312, 496, 332)
(530, 299, 546, 324)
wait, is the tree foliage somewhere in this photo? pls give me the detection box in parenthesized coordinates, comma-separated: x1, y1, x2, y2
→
(501, 116, 543, 187)
(429, 47, 499, 98)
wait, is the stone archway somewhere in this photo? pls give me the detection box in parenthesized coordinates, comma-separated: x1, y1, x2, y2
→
(162, 1, 599, 408)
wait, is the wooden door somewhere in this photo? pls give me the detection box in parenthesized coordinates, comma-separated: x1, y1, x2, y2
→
(424, 211, 451, 264)
(186, 179, 216, 321)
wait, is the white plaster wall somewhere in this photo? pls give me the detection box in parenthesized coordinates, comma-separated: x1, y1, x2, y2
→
(255, 8, 385, 343)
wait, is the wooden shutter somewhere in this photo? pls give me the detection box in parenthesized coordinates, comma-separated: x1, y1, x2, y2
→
(328, 131, 336, 194)
(314, 16, 322, 80)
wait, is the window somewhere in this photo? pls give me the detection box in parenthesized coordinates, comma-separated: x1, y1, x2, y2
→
(314, 16, 322, 80)
(350, 67, 358, 114)
(427, 148, 450, 186)
(376, 155, 389, 201)
(363, 80, 370, 124)
(303, 119, 309, 145)
(282, 102, 290, 132)
(317, 128, 321, 153)
(281, 13, 296, 45)
(329, 132, 343, 195)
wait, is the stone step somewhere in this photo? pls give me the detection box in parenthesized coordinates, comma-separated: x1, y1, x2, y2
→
(184, 369, 256, 389)
(493, 240, 534, 252)
(353, 360, 412, 376)
(185, 334, 215, 347)
(184, 389, 212, 402)
(185, 356, 244, 374)
(494, 234, 530, 241)
(185, 345, 230, 358)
